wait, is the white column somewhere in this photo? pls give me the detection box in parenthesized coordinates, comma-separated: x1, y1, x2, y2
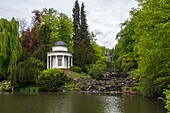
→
(53, 56, 55, 68)
(71, 56, 73, 67)
(56, 55, 58, 67)
(50, 56, 52, 69)
(62, 55, 64, 68)
(68, 56, 70, 69)
(47, 56, 49, 69)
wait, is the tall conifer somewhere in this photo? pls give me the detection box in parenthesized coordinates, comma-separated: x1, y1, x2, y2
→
(72, 1, 94, 71)
(72, 0, 80, 45)
(80, 3, 94, 66)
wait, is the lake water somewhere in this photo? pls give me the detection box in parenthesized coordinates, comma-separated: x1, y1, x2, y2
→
(0, 92, 167, 113)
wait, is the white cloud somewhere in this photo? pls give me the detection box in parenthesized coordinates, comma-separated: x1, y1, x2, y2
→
(0, 0, 138, 49)
(81, 0, 138, 48)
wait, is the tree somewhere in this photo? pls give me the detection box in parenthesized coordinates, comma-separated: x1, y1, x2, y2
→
(19, 10, 42, 55)
(80, 3, 94, 65)
(88, 40, 106, 80)
(72, 0, 80, 46)
(56, 13, 73, 52)
(34, 20, 51, 62)
(0, 18, 22, 80)
(19, 27, 32, 53)
(34, 8, 73, 62)
(20, 8, 73, 64)
(112, 18, 137, 73)
(113, 0, 170, 97)
(72, 1, 94, 72)
(134, 0, 170, 97)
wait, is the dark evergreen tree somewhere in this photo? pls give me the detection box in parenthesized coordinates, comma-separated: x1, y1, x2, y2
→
(79, 3, 94, 68)
(72, 1, 94, 72)
(72, 0, 80, 45)
(33, 22, 51, 62)
(72, 0, 81, 67)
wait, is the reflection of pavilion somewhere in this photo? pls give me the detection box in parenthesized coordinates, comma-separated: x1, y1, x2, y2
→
(46, 41, 73, 69)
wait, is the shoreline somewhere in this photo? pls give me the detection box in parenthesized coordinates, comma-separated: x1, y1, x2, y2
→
(0, 89, 139, 96)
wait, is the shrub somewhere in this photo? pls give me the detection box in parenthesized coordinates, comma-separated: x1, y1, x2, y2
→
(37, 68, 68, 91)
(0, 81, 12, 91)
(63, 83, 75, 91)
(88, 64, 105, 80)
(164, 89, 170, 112)
(10, 57, 45, 88)
(70, 65, 82, 73)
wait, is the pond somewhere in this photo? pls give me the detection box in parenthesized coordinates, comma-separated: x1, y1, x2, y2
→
(0, 92, 167, 113)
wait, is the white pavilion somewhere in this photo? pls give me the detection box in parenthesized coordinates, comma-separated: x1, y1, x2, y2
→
(47, 41, 73, 69)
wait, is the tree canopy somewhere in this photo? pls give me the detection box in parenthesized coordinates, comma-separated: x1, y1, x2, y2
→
(0, 18, 22, 80)
(72, 1, 94, 72)
(113, 0, 170, 97)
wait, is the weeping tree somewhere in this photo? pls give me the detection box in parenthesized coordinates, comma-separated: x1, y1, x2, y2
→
(0, 18, 22, 80)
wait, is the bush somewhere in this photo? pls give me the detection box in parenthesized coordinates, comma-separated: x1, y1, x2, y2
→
(10, 57, 45, 88)
(37, 68, 68, 91)
(70, 65, 82, 73)
(0, 81, 12, 91)
(63, 83, 75, 91)
(164, 89, 170, 112)
(88, 64, 105, 80)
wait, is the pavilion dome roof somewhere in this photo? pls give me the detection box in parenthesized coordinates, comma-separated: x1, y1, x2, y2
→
(54, 41, 67, 47)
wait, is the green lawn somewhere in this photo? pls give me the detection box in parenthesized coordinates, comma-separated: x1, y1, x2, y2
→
(64, 70, 87, 78)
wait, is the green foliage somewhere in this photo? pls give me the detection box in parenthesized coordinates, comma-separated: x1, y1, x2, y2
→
(164, 89, 170, 113)
(86, 40, 106, 80)
(56, 13, 73, 52)
(33, 8, 73, 62)
(37, 68, 68, 91)
(112, 19, 137, 73)
(91, 41, 106, 65)
(10, 57, 45, 88)
(120, 53, 136, 73)
(64, 70, 86, 78)
(72, 0, 80, 43)
(0, 18, 22, 80)
(113, 0, 170, 97)
(40, 8, 73, 48)
(70, 65, 82, 73)
(63, 83, 75, 91)
(134, 0, 170, 97)
(72, 1, 95, 72)
(33, 44, 50, 62)
(0, 81, 12, 91)
(88, 63, 105, 80)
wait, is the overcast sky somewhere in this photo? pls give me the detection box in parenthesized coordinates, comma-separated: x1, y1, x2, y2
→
(0, 0, 138, 49)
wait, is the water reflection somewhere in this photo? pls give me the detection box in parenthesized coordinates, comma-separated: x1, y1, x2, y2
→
(100, 95, 122, 113)
(120, 95, 166, 113)
(0, 92, 166, 113)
